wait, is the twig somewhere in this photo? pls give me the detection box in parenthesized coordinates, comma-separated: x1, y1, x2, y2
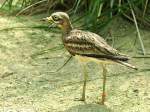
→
(143, 0, 149, 18)
(108, 29, 115, 47)
(122, 12, 134, 22)
(0, 25, 48, 31)
(49, 55, 73, 73)
(128, 0, 146, 55)
(0, 0, 9, 8)
(16, 0, 47, 16)
(122, 11, 150, 28)
(132, 56, 150, 58)
(31, 45, 64, 59)
(1, 72, 14, 79)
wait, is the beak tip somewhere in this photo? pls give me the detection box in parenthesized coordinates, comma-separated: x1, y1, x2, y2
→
(41, 18, 47, 21)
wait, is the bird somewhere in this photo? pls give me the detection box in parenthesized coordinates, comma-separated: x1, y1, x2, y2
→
(43, 12, 137, 105)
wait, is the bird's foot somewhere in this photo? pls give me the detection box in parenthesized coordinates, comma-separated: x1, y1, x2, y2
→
(96, 101, 105, 105)
(96, 93, 106, 105)
(74, 97, 85, 102)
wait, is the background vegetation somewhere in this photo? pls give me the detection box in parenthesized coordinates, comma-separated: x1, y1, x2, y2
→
(0, 1, 150, 112)
(1, 0, 150, 55)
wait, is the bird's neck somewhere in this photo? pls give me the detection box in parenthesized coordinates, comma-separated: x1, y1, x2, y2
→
(61, 21, 73, 35)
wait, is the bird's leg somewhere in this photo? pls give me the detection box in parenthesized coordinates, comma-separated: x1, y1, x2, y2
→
(80, 63, 88, 101)
(100, 63, 107, 105)
(75, 62, 88, 102)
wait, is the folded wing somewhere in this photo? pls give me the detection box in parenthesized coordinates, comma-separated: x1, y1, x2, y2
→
(64, 29, 129, 61)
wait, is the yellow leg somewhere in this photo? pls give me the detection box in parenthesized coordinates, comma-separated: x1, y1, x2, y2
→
(100, 63, 107, 105)
(74, 61, 88, 102)
(80, 63, 88, 101)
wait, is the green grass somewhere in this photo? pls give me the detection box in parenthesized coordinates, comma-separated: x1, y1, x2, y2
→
(1, 0, 150, 55)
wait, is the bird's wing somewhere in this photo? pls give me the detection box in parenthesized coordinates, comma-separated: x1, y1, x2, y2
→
(64, 29, 128, 61)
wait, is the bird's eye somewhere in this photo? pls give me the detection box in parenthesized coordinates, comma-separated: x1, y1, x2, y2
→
(52, 15, 59, 21)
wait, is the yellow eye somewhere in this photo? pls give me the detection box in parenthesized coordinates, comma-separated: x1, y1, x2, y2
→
(52, 15, 59, 21)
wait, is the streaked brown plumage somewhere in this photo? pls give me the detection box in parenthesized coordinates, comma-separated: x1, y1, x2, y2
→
(44, 12, 137, 104)
(64, 29, 128, 60)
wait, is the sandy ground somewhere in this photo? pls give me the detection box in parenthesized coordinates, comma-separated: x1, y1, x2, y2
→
(0, 15, 150, 112)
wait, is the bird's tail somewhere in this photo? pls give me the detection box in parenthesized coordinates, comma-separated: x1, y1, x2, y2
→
(115, 60, 138, 70)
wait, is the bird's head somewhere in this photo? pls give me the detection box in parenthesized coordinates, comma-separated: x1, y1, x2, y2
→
(43, 12, 72, 32)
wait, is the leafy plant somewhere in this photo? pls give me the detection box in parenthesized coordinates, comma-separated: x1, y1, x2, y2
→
(1, 0, 150, 55)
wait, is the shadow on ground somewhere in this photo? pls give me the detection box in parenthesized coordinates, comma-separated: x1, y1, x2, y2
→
(65, 104, 112, 112)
